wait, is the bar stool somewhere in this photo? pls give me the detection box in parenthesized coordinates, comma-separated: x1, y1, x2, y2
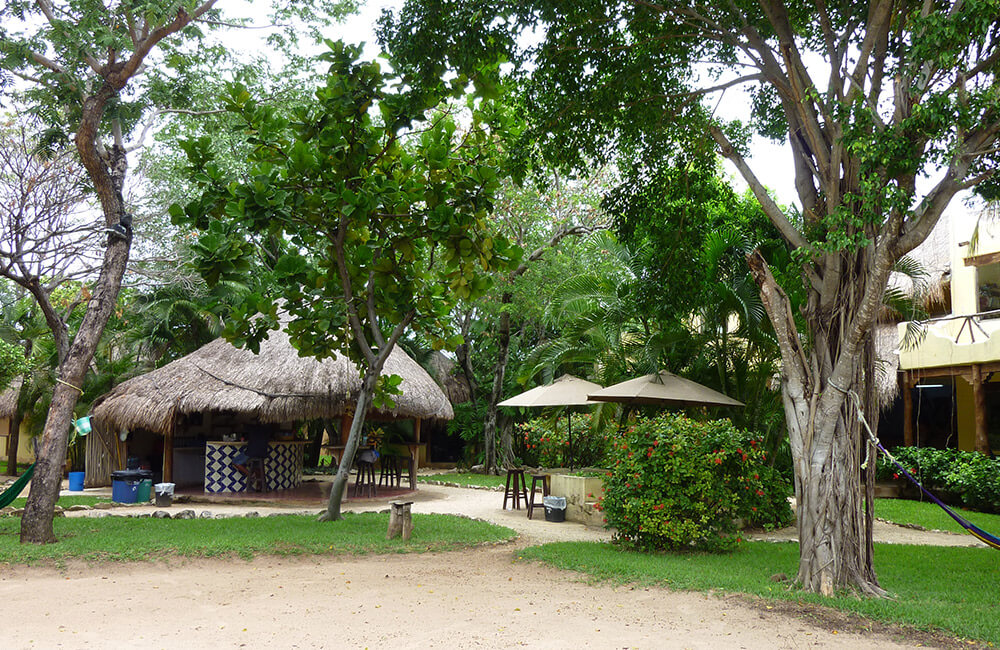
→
(246, 457, 267, 492)
(526, 473, 550, 520)
(379, 455, 402, 488)
(502, 468, 529, 510)
(353, 459, 377, 497)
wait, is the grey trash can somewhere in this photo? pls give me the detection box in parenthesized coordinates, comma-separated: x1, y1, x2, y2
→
(542, 496, 567, 522)
(154, 482, 175, 507)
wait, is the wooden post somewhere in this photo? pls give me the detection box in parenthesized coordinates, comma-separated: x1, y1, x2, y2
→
(339, 413, 351, 446)
(162, 414, 175, 483)
(387, 500, 413, 540)
(902, 372, 914, 447)
(972, 364, 991, 454)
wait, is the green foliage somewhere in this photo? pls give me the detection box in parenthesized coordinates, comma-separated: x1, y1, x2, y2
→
(878, 447, 1000, 514)
(521, 541, 1000, 645)
(601, 414, 792, 552)
(516, 412, 611, 468)
(0, 338, 28, 392)
(447, 401, 486, 444)
(173, 41, 520, 368)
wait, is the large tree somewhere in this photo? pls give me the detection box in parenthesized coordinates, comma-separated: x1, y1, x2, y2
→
(379, 1, 1000, 595)
(174, 42, 519, 520)
(0, 0, 355, 543)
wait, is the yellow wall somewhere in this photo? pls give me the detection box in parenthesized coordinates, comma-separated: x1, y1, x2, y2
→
(0, 417, 35, 466)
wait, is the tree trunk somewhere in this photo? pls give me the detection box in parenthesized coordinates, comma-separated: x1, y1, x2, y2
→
(320, 371, 379, 521)
(20, 146, 130, 544)
(748, 249, 888, 596)
(483, 292, 513, 473)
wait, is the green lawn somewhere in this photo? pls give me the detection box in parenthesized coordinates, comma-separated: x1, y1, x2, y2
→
(874, 497, 1000, 536)
(521, 541, 999, 644)
(8, 495, 110, 509)
(0, 512, 516, 564)
(418, 472, 506, 489)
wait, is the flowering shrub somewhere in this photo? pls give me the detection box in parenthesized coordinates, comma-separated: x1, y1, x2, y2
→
(518, 413, 611, 468)
(876, 447, 1000, 513)
(599, 413, 792, 552)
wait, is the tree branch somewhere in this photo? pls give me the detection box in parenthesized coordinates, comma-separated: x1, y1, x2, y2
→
(709, 124, 810, 250)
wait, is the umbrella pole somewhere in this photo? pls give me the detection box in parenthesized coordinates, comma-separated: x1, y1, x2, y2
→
(568, 411, 573, 471)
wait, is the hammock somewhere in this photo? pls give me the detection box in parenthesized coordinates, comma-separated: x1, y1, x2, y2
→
(0, 463, 35, 509)
(843, 386, 1000, 551)
(873, 441, 1000, 551)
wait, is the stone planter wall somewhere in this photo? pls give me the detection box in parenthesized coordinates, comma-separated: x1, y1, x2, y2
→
(549, 474, 605, 526)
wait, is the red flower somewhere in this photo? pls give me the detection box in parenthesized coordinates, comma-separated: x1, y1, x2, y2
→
(756, 489, 765, 496)
(892, 473, 899, 480)
(753, 474, 759, 480)
(751, 507, 757, 512)
(714, 458, 722, 465)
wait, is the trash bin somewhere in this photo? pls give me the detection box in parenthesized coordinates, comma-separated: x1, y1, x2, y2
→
(111, 469, 143, 504)
(543, 496, 567, 523)
(135, 470, 153, 502)
(154, 482, 175, 507)
(67, 471, 85, 492)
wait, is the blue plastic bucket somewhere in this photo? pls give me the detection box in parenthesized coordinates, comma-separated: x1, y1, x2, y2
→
(111, 479, 138, 504)
(68, 471, 85, 491)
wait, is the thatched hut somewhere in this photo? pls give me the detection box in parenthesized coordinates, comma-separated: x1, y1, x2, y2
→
(0, 379, 33, 468)
(90, 325, 453, 491)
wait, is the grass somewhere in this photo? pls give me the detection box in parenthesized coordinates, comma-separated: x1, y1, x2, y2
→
(874, 497, 1000, 536)
(8, 495, 110, 509)
(0, 512, 516, 564)
(418, 472, 506, 489)
(521, 541, 999, 644)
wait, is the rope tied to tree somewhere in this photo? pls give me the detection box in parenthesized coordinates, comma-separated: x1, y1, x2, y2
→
(843, 389, 1000, 551)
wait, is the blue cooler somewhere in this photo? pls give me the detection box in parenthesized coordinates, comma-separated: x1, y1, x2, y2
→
(111, 469, 142, 503)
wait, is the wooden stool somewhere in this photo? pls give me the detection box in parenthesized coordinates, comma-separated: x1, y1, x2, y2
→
(353, 460, 377, 497)
(379, 455, 401, 488)
(246, 457, 267, 492)
(503, 468, 529, 510)
(526, 473, 550, 520)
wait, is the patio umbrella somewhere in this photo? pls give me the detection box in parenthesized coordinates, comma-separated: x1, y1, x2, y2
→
(498, 374, 603, 469)
(587, 371, 744, 408)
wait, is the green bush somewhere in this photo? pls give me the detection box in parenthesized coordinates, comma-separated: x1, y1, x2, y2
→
(877, 447, 1000, 513)
(599, 413, 793, 552)
(517, 412, 611, 468)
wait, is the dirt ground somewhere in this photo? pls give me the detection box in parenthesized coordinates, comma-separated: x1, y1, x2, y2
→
(0, 479, 986, 649)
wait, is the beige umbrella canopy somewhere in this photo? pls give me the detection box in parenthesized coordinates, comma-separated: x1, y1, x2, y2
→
(587, 371, 744, 408)
(498, 374, 603, 408)
(498, 374, 603, 469)
(92, 326, 453, 436)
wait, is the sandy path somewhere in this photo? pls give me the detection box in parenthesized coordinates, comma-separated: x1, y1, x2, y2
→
(0, 480, 979, 648)
(3, 546, 929, 650)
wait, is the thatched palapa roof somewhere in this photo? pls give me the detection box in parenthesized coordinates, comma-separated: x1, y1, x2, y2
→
(92, 327, 453, 436)
(0, 378, 21, 418)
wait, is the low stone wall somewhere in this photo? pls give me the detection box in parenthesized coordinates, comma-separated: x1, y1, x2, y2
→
(549, 474, 605, 527)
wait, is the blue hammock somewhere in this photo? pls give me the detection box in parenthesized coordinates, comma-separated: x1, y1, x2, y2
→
(874, 441, 1000, 551)
(0, 463, 35, 509)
